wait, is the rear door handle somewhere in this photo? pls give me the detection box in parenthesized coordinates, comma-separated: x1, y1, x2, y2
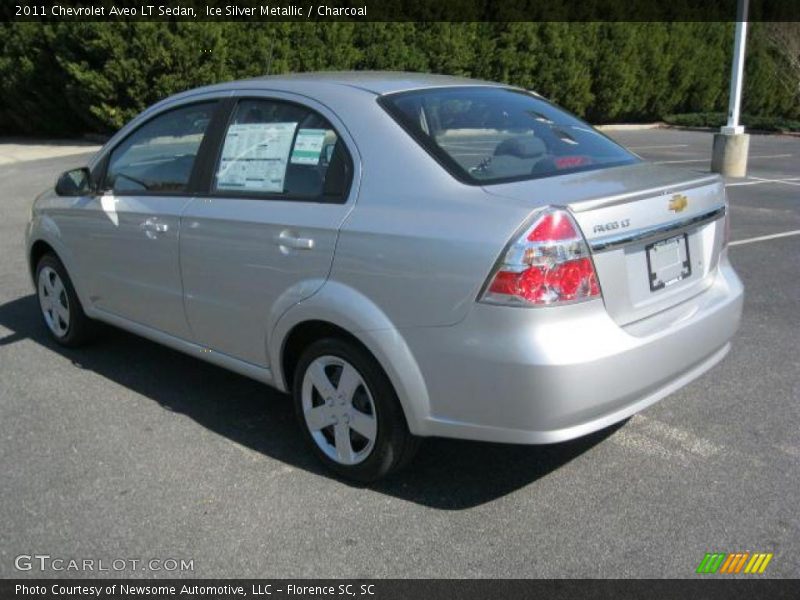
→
(277, 230, 315, 250)
(141, 218, 168, 233)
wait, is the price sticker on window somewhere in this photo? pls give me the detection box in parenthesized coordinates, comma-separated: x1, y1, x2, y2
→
(291, 129, 327, 165)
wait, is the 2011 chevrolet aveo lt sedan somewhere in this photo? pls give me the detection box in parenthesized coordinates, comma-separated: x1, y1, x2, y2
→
(26, 72, 743, 481)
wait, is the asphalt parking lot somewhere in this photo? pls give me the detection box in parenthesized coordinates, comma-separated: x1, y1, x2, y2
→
(0, 128, 798, 578)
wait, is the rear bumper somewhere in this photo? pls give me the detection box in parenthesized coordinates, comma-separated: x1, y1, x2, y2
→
(403, 257, 743, 444)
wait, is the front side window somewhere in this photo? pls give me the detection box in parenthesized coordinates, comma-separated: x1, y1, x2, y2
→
(380, 87, 638, 184)
(213, 99, 350, 201)
(105, 102, 215, 193)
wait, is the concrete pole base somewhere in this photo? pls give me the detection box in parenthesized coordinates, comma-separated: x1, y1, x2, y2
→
(711, 132, 750, 177)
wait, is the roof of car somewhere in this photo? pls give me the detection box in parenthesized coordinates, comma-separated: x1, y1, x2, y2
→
(226, 71, 509, 96)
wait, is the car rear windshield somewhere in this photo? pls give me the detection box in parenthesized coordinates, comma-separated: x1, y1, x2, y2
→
(380, 87, 639, 185)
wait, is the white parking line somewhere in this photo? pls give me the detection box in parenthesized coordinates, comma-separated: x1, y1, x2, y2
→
(656, 153, 792, 165)
(611, 414, 721, 465)
(729, 230, 800, 246)
(654, 158, 711, 164)
(726, 180, 770, 187)
(748, 176, 800, 187)
(441, 143, 497, 150)
(727, 177, 800, 188)
(629, 144, 689, 150)
(748, 154, 794, 160)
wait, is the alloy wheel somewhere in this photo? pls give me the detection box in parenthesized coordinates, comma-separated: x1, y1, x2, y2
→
(301, 355, 378, 465)
(38, 266, 70, 338)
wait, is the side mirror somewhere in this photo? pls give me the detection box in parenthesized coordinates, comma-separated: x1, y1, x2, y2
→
(55, 167, 91, 196)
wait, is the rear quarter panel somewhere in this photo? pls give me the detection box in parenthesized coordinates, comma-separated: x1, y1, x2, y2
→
(326, 92, 538, 328)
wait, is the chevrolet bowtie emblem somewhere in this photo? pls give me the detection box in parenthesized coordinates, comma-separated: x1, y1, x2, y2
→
(669, 194, 688, 213)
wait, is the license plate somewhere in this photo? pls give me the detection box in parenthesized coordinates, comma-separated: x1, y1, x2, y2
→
(646, 233, 691, 291)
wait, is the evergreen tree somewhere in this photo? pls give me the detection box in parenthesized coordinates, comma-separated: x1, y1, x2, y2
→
(1, 21, 796, 136)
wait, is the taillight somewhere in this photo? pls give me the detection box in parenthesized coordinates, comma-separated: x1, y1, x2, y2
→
(480, 208, 601, 306)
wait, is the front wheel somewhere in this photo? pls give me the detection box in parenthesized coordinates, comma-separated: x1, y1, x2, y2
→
(35, 253, 95, 347)
(293, 338, 420, 482)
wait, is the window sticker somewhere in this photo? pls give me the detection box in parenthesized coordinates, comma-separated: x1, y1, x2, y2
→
(216, 122, 297, 192)
(290, 129, 328, 165)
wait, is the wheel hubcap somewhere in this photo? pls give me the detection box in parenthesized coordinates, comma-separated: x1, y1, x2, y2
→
(38, 267, 70, 338)
(301, 356, 377, 466)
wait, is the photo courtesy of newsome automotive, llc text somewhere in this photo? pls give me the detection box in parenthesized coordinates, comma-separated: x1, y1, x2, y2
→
(1, 0, 798, 597)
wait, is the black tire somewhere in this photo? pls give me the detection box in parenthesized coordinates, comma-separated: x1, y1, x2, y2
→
(34, 252, 96, 347)
(293, 337, 420, 482)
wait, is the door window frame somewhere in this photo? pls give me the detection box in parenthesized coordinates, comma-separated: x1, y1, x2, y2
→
(199, 94, 356, 205)
(96, 99, 226, 198)
(94, 91, 359, 205)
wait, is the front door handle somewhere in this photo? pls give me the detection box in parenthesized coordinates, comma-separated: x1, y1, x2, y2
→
(277, 230, 315, 251)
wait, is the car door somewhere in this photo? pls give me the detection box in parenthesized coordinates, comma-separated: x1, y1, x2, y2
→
(179, 94, 358, 368)
(77, 100, 219, 339)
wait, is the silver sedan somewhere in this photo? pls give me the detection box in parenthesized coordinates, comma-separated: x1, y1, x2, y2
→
(25, 72, 743, 480)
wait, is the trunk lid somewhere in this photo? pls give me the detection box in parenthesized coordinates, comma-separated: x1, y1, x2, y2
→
(484, 163, 727, 325)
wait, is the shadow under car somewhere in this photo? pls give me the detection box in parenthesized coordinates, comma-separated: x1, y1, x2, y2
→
(0, 293, 623, 510)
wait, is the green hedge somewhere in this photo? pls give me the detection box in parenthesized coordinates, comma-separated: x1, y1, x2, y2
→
(1, 22, 798, 136)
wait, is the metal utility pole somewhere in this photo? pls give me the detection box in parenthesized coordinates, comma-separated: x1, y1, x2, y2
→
(723, 2, 749, 135)
(711, 0, 750, 176)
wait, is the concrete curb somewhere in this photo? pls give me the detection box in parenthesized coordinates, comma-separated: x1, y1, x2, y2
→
(665, 125, 800, 138)
(0, 141, 100, 166)
(597, 123, 800, 137)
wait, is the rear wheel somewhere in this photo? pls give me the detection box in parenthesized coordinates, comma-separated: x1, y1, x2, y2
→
(35, 253, 95, 347)
(293, 338, 420, 482)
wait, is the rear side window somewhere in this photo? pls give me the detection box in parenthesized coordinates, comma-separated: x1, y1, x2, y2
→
(105, 102, 215, 194)
(380, 87, 638, 185)
(213, 99, 351, 201)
